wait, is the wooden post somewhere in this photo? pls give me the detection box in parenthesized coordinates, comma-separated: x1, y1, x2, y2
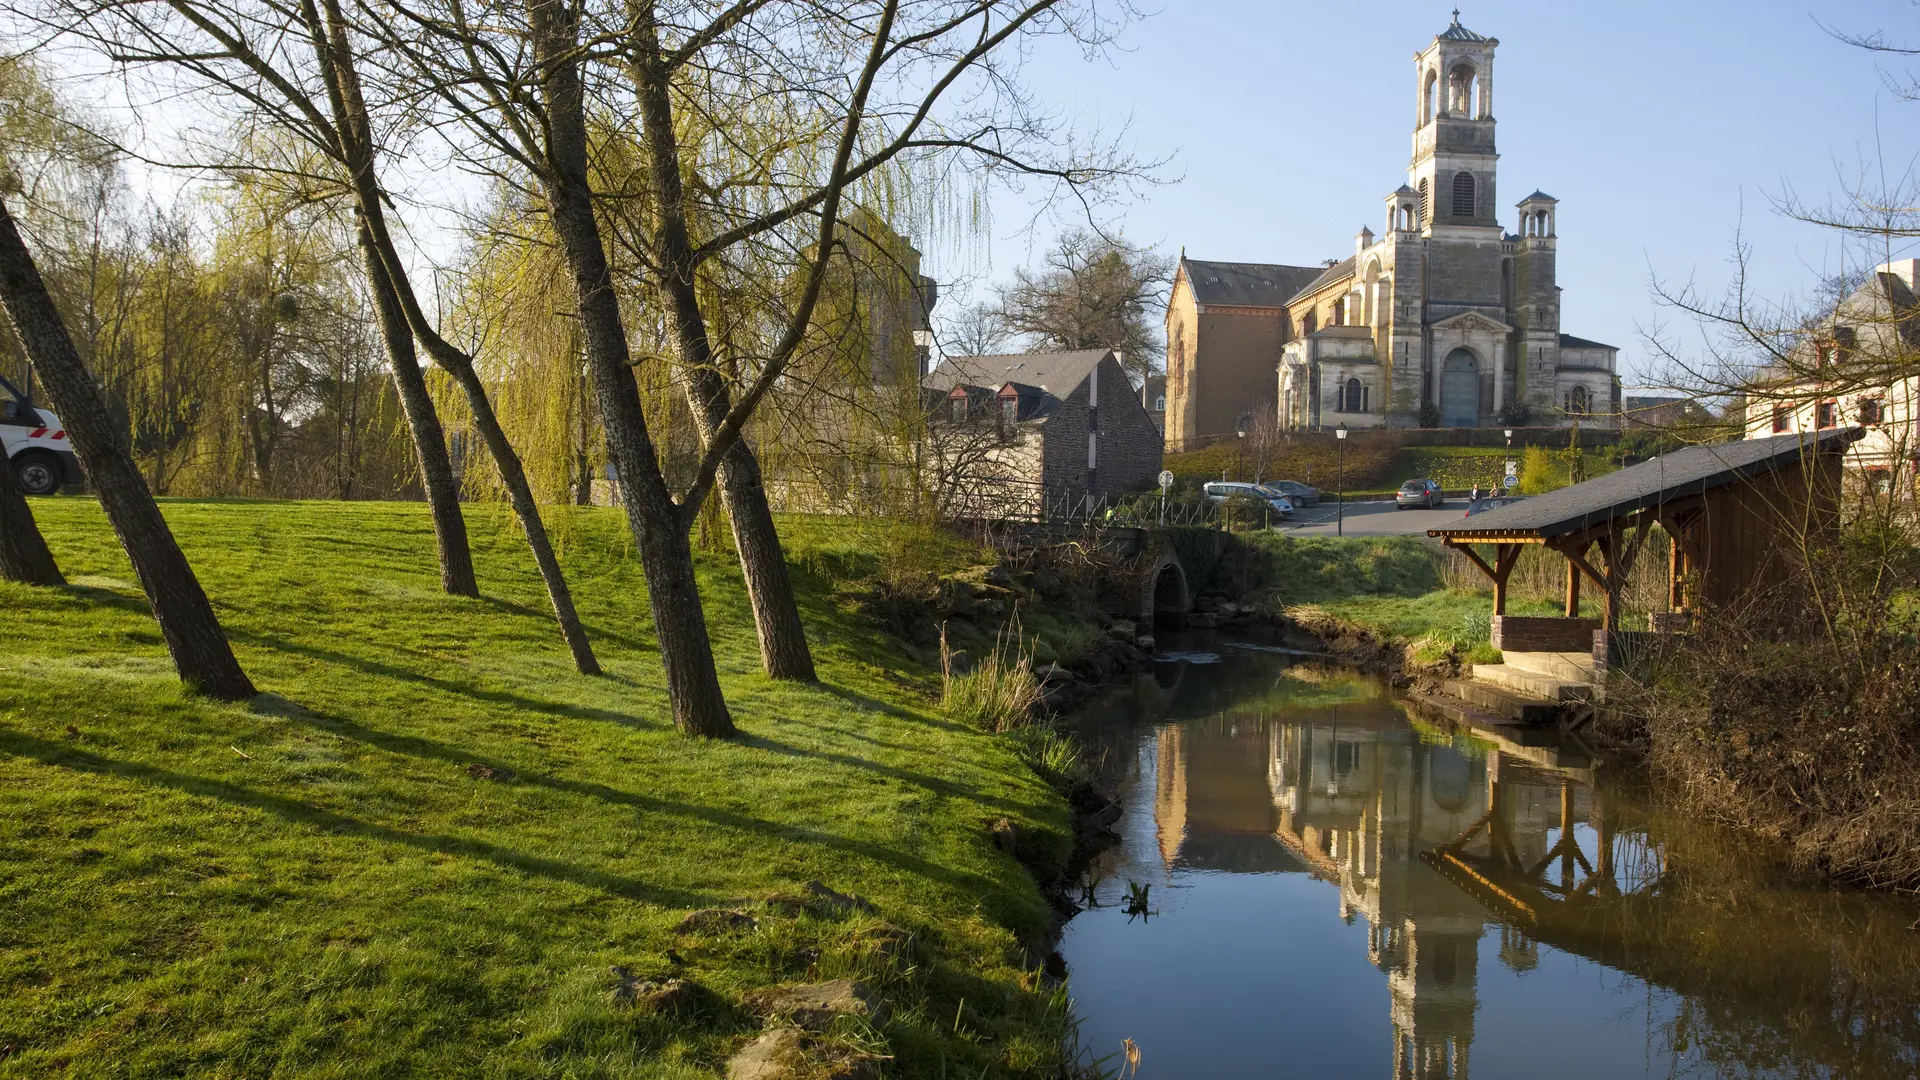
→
(1598, 533, 1621, 631)
(1564, 555, 1581, 617)
(1668, 528, 1685, 612)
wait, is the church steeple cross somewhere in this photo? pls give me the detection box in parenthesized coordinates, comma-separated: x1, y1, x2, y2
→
(1451, 8, 1461, 24)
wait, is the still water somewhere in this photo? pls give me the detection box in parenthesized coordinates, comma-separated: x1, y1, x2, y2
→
(1059, 637, 1920, 1080)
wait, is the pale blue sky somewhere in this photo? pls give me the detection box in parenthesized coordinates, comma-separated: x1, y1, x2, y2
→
(935, 0, 1920, 386)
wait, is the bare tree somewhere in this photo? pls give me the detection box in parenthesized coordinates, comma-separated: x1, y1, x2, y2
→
(0, 195, 252, 696)
(356, 0, 1147, 733)
(995, 227, 1171, 380)
(940, 299, 1008, 359)
(54, 0, 610, 669)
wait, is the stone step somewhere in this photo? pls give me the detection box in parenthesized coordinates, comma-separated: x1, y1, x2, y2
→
(1405, 690, 1526, 732)
(1471, 663, 1594, 703)
(1441, 678, 1561, 726)
(1502, 650, 1596, 681)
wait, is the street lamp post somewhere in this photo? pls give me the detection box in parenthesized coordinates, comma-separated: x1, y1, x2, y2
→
(1335, 423, 1348, 536)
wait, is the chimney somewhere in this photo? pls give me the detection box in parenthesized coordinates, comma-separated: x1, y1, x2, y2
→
(1876, 258, 1920, 291)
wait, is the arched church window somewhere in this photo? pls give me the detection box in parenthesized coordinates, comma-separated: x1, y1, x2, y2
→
(1423, 69, 1439, 124)
(1332, 298, 1345, 326)
(1344, 378, 1365, 413)
(1452, 171, 1476, 218)
(1302, 311, 1317, 337)
(1566, 385, 1590, 415)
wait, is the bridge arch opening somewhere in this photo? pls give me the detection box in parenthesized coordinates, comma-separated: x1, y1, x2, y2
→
(1144, 556, 1190, 625)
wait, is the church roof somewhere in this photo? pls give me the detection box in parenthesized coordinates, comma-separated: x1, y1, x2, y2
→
(1289, 256, 1357, 304)
(1558, 333, 1617, 351)
(1437, 14, 1490, 42)
(1182, 259, 1325, 309)
(1518, 190, 1557, 203)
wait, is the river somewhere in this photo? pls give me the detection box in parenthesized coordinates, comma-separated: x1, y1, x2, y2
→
(1058, 634, 1920, 1079)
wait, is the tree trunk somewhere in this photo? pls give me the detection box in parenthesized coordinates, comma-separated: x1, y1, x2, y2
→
(0, 197, 252, 699)
(531, 0, 731, 735)
(0, 461, 63, 586)
(687, 373, 815, 680)
(627, 39, 815, 682)
(305, 0, 597, 674)
(355, 214, 476, 598)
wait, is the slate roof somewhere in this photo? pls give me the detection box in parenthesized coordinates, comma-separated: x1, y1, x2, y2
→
(1428, 428, 1863, 542)
(1438, 17, 1490, 42)
(1519, 190, 1557, 203)
(1290, 256, 1358, 303)
(1558, 333, 1617, 351)
(923, 348, 1115, 423)
(1182, 260, 1325, 309)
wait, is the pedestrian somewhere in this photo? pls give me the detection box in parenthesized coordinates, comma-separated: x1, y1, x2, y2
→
(1470, 482, 1480, 502)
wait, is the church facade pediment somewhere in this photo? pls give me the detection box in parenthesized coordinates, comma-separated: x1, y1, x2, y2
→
(1431, 311, 1514, 335)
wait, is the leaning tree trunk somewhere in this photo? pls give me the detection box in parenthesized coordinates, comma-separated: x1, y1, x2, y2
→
(0, 197, 252, 699)
(683, 370, 815, 681)
(357, 220, 478, 598)
(532, 0, 731, 735)
(628, 48, 815, 682)
(0, 460, 62, 585)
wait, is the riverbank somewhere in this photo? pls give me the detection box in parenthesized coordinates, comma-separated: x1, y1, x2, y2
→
(0, 500, 1090, 1078)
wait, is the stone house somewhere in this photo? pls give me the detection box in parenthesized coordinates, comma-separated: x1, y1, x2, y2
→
(923, 348, 1162, 515)
(1743, 259, 1920, 497)
(1141, 374, 1168, 434)
(1168, 15, 1620, 442)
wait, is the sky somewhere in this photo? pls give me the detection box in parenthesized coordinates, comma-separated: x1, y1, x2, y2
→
(925, 0, 1920, 387)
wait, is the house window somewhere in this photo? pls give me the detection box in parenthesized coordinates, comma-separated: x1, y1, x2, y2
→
(1865, 467, 1893, 496)
(949, 398, 966, 423)
(1000, 398, 1016, 436)
(1771, 406, 1790, 433)
(1343, 378, 1365, 413)
(1089, 403, 1099, 433)
(1816, 401, 1837, 429)
(1154, 395, 1166, 412)
(1860, 397, 1884, 426)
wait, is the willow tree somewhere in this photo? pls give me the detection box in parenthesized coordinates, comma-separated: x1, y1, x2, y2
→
(362, 0, 1146, 734)
(56, 0, 608, 671)
(50, 0, 485, 596)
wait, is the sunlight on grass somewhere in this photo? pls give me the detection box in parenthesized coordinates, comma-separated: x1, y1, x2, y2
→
(0, 498, 1077, 1078)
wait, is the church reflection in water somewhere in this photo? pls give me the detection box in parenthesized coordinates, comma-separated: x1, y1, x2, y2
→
(1069, 654, 1920, 1080)
(1137, 669, 1633, 1080)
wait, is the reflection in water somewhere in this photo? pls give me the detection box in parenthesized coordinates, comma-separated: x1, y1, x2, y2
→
(1062, 642, 1920, 1080)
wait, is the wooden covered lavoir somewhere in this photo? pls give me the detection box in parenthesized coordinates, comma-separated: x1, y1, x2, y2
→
(1429, 429, 1860, 651)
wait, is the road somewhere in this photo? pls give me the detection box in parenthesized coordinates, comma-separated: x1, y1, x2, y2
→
(1280, 499, 1467, 537)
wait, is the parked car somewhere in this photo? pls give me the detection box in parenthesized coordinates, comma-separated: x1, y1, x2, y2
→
(1259, 480, 1320, 507)
(1395, 478, 1443, 510)
(1203, 480, 1293, 517)
(1, 374, 78, 496)
(1464, 494, 1526, 517)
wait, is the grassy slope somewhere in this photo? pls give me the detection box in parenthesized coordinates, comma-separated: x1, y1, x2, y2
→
(0, 501, 1072, 1079)
(1229, 533, 1562, 663)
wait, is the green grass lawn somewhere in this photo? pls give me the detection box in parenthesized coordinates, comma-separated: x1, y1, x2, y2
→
(0, 500, 1075, 1078)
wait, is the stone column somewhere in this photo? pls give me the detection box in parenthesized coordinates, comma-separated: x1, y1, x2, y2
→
(1493, 339, 1506, 413)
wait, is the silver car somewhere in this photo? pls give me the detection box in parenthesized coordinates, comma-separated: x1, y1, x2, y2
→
(1260, 480, 1320, 507)
(1395, 478, 1443, 509)
(1203, 481, 1294, 517)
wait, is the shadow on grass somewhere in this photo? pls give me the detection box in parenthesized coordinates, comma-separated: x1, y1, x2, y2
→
(0, 727, 710, 909)
(230, 631, 670, 729)
(234, 695, 1019, 899)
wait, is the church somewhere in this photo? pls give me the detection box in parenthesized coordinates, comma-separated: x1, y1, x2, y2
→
(1162, 15, 1620, 449)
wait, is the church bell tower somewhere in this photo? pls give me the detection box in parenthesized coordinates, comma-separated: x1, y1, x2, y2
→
(1409, 12, 1499, 232)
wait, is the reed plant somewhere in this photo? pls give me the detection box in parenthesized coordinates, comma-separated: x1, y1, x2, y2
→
(940, 619, 1044, 732)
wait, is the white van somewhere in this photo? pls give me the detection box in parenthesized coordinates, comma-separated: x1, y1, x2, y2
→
(2, 375, 79, 495)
